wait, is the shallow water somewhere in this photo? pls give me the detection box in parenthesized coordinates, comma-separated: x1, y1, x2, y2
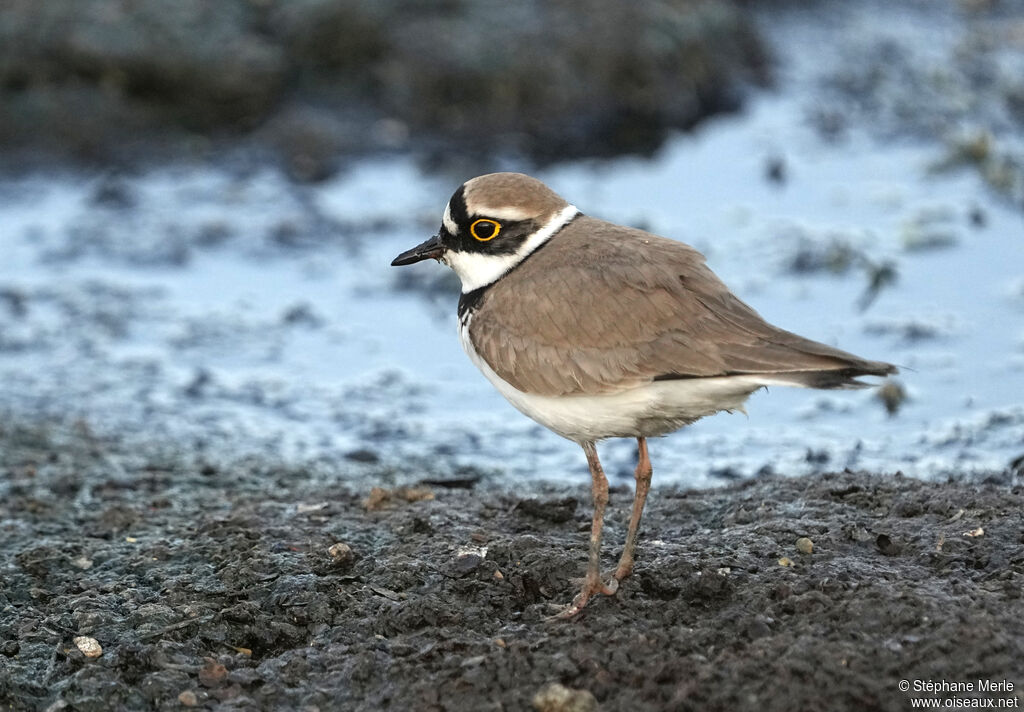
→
(0, 4, 1021, 486)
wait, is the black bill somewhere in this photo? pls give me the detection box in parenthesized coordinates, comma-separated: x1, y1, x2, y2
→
(391, 235, 444, 266)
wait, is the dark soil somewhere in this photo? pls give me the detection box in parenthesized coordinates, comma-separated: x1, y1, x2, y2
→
(2, 423, 1022, 711)
(0, 0, 767, 175)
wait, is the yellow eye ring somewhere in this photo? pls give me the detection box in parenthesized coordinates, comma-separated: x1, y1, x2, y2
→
(470, 219, 501, 241)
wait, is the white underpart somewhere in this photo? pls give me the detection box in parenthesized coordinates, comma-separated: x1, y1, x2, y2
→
(459, 314, 798, 443)
(444, 204, 579, 293)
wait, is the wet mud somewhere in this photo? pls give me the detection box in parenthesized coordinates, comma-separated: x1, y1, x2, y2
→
(2, 424, 1022, 711)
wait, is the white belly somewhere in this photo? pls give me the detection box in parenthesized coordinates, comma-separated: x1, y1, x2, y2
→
(459, 320, 771, 443)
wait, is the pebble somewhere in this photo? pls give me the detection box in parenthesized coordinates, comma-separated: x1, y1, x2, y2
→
(532, 682, 599, 712)
(453, 553, 482, 574)
(364, 486, 435, 511)
(328, 542, 354, 565)
(454, 544, 488, 574)
(198, 659, 228, 687)
(178, 690, 199, 707)
(72, 636, 102, 658)
(875, 534, 900, 556)
(795, 537, 814, 555)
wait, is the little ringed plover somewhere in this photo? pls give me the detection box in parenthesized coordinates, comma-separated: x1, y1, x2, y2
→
(391, 172, 896, 619)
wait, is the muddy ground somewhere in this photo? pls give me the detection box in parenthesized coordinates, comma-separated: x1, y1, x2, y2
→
(0, 0, 766, 173)
(2, 422, 1022, 711)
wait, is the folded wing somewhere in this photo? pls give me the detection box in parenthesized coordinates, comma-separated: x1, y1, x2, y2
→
(469, 216, 896, 397)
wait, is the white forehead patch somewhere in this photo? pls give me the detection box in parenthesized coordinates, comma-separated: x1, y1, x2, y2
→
(471, 204, 535, 222)
(442, 202, 458, 235)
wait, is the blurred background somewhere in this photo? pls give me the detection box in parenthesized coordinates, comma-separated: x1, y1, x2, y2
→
(1, 0, 1022, 485)
(0, 0, 769, 176)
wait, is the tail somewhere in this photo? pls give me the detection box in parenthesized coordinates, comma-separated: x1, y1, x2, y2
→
(712, 332, 899, 390)
(760, 360, 898, 390)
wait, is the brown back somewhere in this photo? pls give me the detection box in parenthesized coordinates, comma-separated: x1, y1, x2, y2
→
(468, 215, 895, 396)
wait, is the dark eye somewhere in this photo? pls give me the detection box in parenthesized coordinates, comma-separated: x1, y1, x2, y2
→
(470, 219, 501, 241)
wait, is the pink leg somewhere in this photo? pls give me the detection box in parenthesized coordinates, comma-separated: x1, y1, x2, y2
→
(614, 437, 652, 581)
(551, 441, 618, 619)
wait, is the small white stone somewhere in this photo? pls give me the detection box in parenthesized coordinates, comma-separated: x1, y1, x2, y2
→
(71, 556, 93, 570)
(456, 545, 488, 559)
(533, 682, 598, 712)
(73, 636, 103, 658)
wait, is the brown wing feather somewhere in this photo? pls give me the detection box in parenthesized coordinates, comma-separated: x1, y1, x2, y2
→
(469, 216, 896, 396)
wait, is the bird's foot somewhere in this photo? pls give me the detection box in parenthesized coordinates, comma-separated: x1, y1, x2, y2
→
(547, 574, 619, 621)
(613, 560, 634, 582)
